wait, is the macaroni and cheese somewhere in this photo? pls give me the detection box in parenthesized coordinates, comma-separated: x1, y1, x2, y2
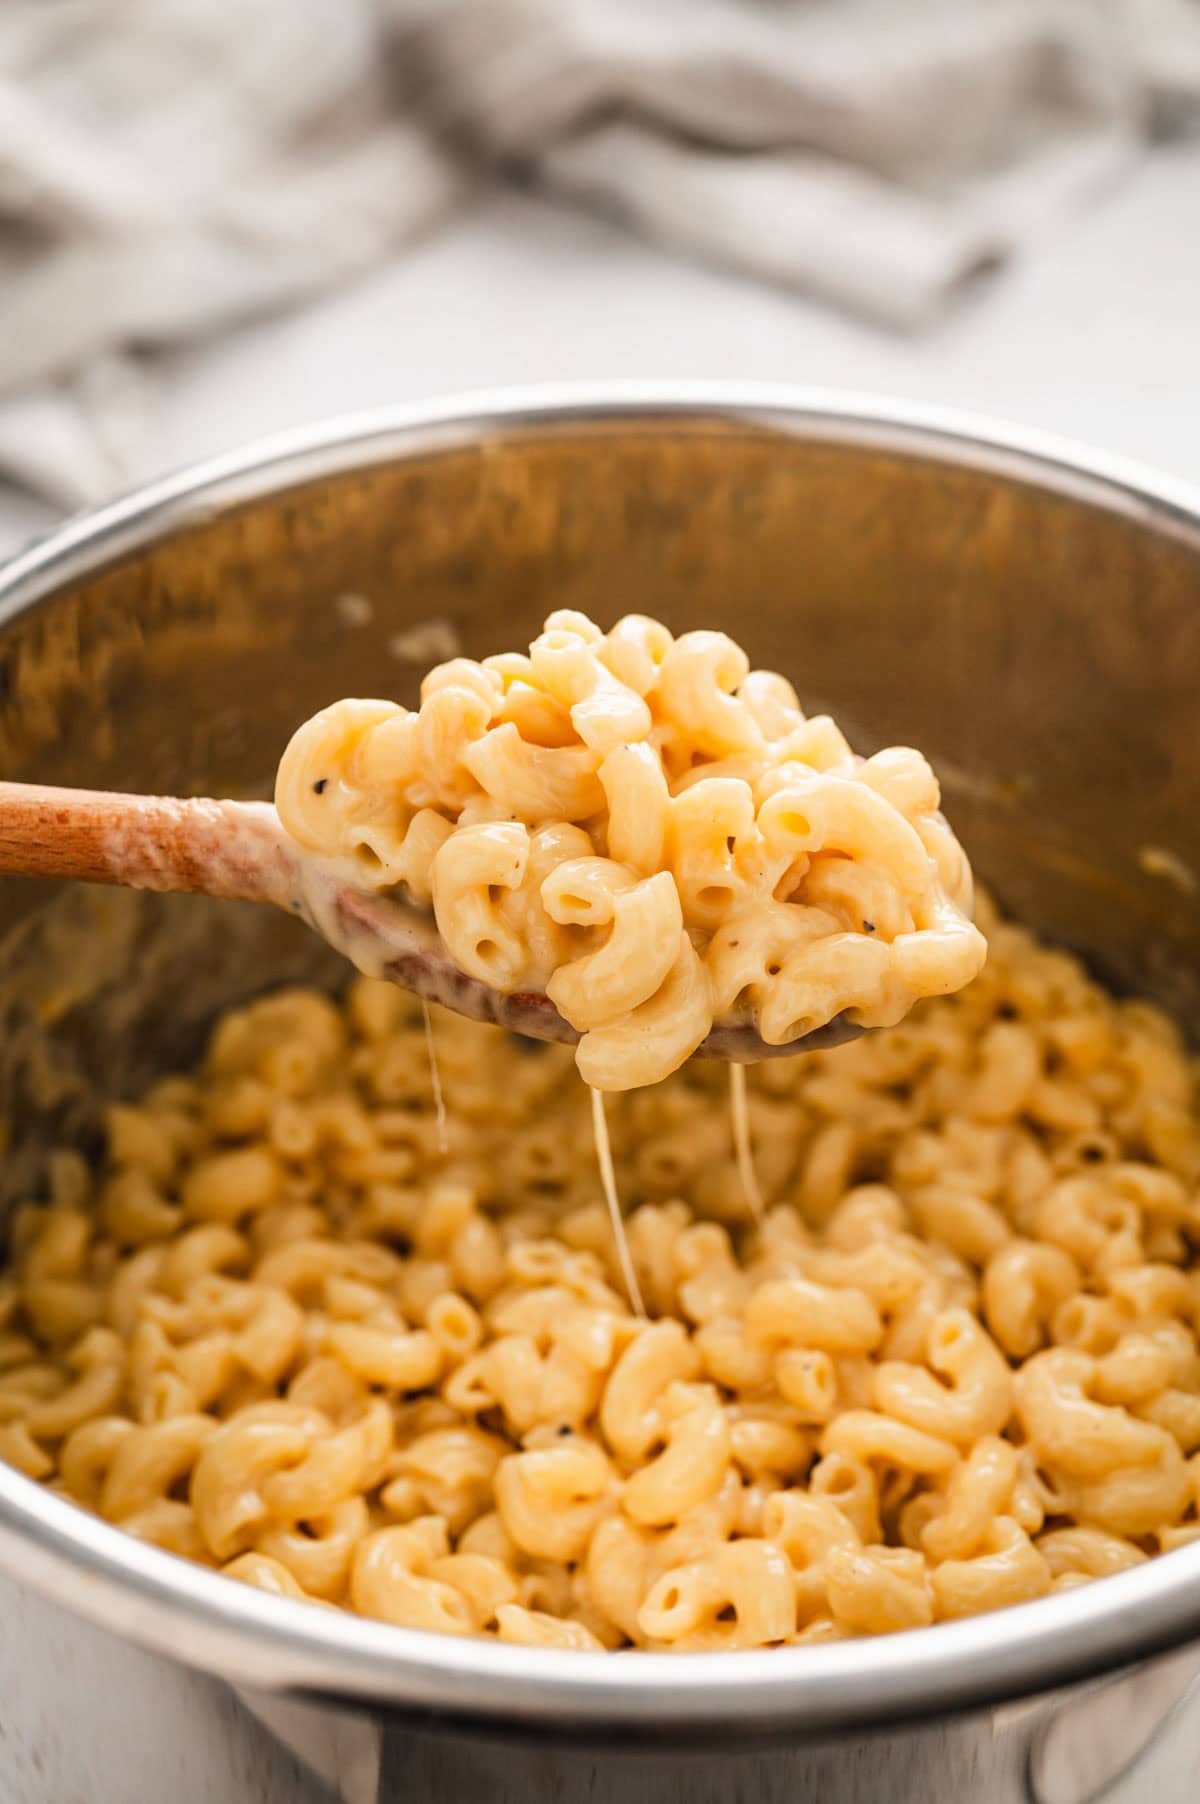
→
(274, 613, 986, 1090)
(3, 894, 1199, 1649)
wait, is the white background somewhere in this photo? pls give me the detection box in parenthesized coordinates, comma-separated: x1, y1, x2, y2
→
(2, 146, 1199, 560)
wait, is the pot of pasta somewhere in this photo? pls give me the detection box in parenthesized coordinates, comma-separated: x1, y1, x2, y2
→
(1, 389, 1200, 1804)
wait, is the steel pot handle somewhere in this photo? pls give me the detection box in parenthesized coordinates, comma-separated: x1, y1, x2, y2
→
(1028, 1643, 1200, 1804)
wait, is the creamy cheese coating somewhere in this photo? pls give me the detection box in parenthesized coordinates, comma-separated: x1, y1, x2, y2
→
(275, 612, 986, 1090)
(5, 897, 1200, 1648)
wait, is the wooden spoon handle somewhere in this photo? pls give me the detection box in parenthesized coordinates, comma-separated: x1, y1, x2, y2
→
(0, 783, 297, 907)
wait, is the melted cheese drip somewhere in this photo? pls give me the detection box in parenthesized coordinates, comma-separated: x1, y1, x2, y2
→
(729, 1062, 765, 1228)
(590, 1084, 645, 1316)
(422, 1000, 449, 1156)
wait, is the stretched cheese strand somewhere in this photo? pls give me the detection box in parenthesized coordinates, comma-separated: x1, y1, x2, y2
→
(421, 1000, 449, 1156)
(591, 1085, 645, 1316)
(729, 1062, 766, 1227)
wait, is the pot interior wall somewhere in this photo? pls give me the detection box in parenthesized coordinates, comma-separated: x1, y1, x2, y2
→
(1, 414, 1198, 1210)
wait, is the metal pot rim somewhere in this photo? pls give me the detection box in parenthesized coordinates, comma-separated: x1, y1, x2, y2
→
(2, 382, 1200, 1730)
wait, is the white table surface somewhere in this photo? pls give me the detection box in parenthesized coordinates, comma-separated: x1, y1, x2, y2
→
(2, 146, 1199, 560)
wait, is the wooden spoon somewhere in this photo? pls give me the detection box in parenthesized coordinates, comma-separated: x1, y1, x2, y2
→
(0, 782, 858, 1060)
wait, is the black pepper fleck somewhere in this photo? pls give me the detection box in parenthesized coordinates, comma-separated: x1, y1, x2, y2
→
(313, 778, 328, 794)
(863, 920, 875, 933)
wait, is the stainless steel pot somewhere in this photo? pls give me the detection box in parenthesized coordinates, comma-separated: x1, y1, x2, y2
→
(2, 388, 1200, 1804)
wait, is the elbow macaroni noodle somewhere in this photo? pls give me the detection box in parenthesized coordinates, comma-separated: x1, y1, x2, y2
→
(274, 613, 986, 1089)
(4, 894, 1200, 1647)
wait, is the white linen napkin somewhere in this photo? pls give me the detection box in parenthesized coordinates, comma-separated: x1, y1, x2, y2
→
(1, 0, 1198, 507)
(0, 0, 462, 508)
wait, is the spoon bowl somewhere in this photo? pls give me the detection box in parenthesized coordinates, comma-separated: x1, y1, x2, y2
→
(325, 877, 860, 1059)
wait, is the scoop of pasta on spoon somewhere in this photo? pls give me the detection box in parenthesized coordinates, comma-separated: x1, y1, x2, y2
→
(271, 610, 986, 1090)
(0, 611, 986, 1090)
